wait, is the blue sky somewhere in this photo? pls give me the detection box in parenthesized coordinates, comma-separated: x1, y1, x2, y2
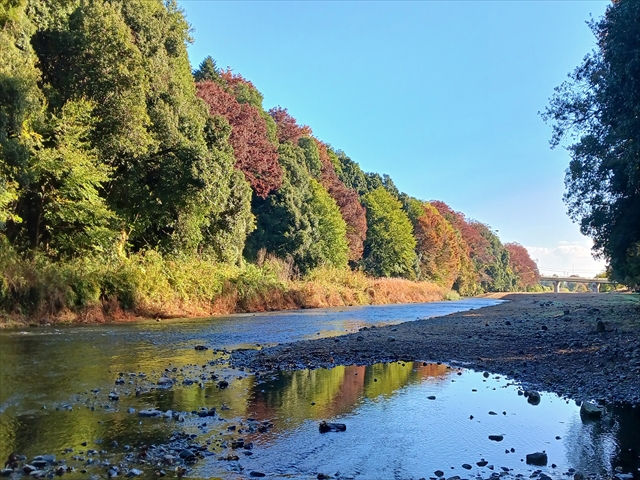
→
(180, 0, 610, 277)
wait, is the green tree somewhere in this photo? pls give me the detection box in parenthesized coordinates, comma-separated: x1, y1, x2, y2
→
(361, 187, 417, 278)
(542, 0, 640, 286)
(307, 178, 349, 269)
(193, 55, 220, 83)
(245, 142, 348, 272)
(26, 0, 244, 257)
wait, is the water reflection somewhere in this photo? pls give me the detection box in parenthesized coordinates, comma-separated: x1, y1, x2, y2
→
(247, 362, 450, 438)
(1, 298, 639, 479)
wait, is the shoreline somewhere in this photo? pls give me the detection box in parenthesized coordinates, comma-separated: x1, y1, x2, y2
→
(230, 292, 640, 405)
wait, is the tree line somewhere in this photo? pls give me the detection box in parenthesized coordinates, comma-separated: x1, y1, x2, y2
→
(0, 0, 540, 315)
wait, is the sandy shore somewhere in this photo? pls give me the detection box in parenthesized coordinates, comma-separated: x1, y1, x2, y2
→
(231, 292, 640, 404)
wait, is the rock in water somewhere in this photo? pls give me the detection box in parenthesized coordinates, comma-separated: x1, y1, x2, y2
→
(525, 452, 548, 466)
(580, 401, 604, 419)
(525, 390, 541, 405)
(488, 435, 504, 442)
(318, 421, 346, 433)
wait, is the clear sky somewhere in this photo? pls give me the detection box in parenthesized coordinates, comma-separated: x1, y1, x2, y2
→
(180, 0, 610, 277)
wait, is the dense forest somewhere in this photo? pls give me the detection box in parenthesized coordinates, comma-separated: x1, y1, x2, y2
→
(0, 0, 540, 323)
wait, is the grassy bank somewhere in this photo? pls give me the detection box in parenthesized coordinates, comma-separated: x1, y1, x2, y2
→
(0, 249, 448, 327)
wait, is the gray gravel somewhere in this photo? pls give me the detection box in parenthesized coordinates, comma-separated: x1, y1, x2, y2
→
(231, 293, 640, 405)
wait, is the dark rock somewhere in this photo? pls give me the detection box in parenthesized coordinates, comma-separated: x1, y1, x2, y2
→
(580, 401, 604, 418)
(488, 411, 497, 415)
(194, 346, 208, 351)
(249, 473, 266, 478)
(427, 396, 436, 400)
(434, 470, 445, 477)
(217, 380, 229, 389)
(525, 391, 541, 405)
(525, 452, 548, 466)
(318, 421, 346, 433)
(231, 440, 244, 449)
(157, 377, 173, 386)
(462, 464, 472, 470)
(488, 435, 504, 442)
(178, 450, 195, 460)
(477, 461, 488, 467)
(126, 469, 143, 477)
(108, 393, 119, 401)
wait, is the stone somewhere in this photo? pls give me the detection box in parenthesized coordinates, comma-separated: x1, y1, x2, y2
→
(138, 409, 162, 417)
(525, 452, 548, 466)
(318, 421, 346, 433)
(157, 377, 173, 386)
(127, 469, 143, 477)
(109, 393, 120, 401)
(462, 464, 472, 470)
(525, 391, 541, 405)
(488, 435, 504, 442)
(231, 440, 244, 449)
(434, 471, 445, 477)
(580, 401, 604, 418)
(194, 346, 208, 351)
(477, 461, 488, 467)
(217, 380, 229, 389)
(249, 473, 266, 478)
(179, 450, 195, 460)
(427, 396, 436, 400)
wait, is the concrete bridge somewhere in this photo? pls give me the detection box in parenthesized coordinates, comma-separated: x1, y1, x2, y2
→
(539, 276, 614, 293)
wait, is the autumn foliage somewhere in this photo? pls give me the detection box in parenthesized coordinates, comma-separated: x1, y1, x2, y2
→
(269, 106, 313, 144)
(196, 80, 282, 198)
(413, 203, 466, 288)
(505, 243, 540, 290)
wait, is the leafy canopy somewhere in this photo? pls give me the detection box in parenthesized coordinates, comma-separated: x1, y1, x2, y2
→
(542, 0, 640, 285)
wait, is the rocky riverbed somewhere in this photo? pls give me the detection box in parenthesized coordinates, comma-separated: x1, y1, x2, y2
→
(230, 293, 640, 405)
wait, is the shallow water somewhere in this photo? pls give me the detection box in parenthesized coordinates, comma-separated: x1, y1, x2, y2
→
(1, 299, 638, 479)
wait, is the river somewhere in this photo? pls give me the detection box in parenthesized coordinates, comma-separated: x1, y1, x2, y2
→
(1, 299, 638, 480)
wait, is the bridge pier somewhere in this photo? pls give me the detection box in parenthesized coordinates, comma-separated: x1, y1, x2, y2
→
(592, 283, 600, 293)
(553, 281, 560, 293)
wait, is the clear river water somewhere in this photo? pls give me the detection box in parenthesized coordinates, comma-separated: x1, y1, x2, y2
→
(1, 299, 638, 480)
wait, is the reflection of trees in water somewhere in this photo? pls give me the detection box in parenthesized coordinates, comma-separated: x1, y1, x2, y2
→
(248, 362, 450, 443)
(564, 411, 619, 476)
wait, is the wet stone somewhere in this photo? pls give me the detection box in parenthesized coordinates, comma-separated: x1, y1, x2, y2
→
(318, 421, 346, 433)
(525, 452, 548, 466)
(489, 435, 504, 442)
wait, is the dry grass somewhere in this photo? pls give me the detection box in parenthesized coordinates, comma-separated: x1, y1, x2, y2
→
(1, 253, 449, 327)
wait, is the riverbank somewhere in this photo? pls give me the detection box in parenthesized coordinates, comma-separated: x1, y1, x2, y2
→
(231, 292, 640, 404)
(0, 252, 449, 327)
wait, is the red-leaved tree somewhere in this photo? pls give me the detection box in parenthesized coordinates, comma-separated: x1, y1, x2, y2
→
(505, 242, 540, 290)
(196, 81, 282, 198)
(269, 106, 312, 144)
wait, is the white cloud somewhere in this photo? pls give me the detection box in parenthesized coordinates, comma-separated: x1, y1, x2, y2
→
(524, 240, 607, 278)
